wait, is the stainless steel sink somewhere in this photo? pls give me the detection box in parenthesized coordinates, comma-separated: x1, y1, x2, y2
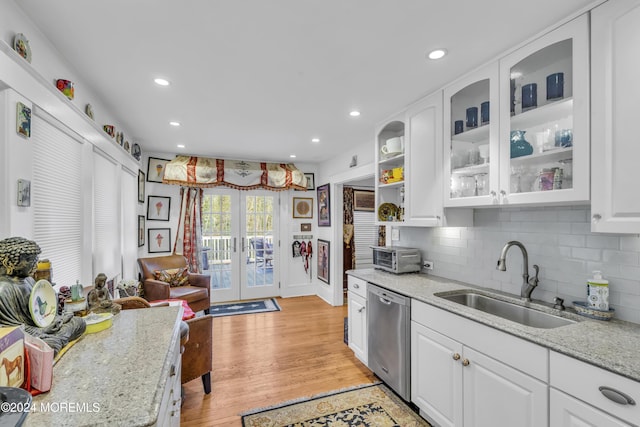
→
(437, 291, 577, 329)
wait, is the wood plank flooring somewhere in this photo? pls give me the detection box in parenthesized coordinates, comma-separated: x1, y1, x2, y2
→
(180, 296, 377, 426)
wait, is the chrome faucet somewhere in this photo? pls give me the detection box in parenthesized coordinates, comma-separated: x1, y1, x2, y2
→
(496, 241, 539, 302)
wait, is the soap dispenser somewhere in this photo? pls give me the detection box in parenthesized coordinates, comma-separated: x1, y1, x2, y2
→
(587, 270, 609, 311)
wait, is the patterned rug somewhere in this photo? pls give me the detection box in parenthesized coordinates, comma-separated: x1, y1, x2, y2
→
(241, 384, 430, 426)
(210, 298, 281, 317)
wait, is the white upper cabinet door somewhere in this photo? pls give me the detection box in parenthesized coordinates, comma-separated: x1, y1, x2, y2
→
(404, 90, 444, 226)
(591, 0, 640, 233)
(498, 14, 590, 206)
(444, 63, 500, 207)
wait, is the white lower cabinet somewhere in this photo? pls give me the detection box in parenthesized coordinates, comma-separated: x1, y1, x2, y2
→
(158, 332, 182, 426)
(411, 300, 548, 427)
(550, 351, 639, 427)
(347, 276, 368, 365)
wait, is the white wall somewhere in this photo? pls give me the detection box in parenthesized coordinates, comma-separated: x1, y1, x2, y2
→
(395, 206, 640, 324)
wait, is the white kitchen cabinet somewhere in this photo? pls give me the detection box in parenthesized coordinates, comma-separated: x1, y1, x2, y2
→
(591, 0, 640, 233)
(550, 351, 640, 427)
(411, 300, 548, 427)
(403, 91, 444, 226)
(497, 13, 590, 206)
(347, 276, 368, 365)
(444, 14, 589, 208)
(158, 333, 182, 426)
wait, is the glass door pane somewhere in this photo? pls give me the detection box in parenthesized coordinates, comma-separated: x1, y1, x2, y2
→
(202, 189, 239, 302)
(242, 191, 279, 300)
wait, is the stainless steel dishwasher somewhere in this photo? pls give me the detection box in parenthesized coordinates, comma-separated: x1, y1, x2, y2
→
(367, 284, 411, 401)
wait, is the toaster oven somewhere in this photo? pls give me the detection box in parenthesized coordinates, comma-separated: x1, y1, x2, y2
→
(371, 246, 422, 274)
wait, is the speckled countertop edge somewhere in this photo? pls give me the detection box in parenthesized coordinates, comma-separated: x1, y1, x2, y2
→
(26, 306, 183, 427)
(348, 269, 640, 383)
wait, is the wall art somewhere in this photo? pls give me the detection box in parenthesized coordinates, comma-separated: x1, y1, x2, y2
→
(16, 102, 31, 138)
(138, 215, 145, 247)
(317, 183, 331, 226)
(300, 223, 311, 232)
(147, 195, 171, 221)
(293, 197, 313, 218)
(317, 239, 330, 284)
(353, 189, 375, 212)
(17, 179, 30, 207)
(138, 170, 145, 203)
(148, 228, 171, 253)
(147, 157, 170, 183)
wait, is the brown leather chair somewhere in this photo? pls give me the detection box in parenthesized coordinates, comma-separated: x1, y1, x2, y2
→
(137, 254, 211, 314)
(115, 296, 213, 395)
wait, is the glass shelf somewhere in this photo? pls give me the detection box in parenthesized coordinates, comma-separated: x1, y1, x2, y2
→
(511, 97, 573, 129)
(452, 123, 490, 143)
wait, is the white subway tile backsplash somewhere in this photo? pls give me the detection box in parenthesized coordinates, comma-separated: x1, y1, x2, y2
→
(402, 206, 640, 323)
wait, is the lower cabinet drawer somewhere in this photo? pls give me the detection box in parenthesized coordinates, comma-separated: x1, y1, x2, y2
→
(347, 275, 367, 298)
(550, 351, 640, 424)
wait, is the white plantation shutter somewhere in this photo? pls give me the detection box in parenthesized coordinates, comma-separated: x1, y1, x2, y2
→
(93, 148, 120, 280)
(32, 112, 84, 286)
(121, 167, 138, 280)
(353, 211, 376, 269)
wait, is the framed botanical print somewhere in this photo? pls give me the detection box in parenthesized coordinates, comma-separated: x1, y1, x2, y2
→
(146, 157, 170, 183)
(138, 215, 145, 247)
(317, 239, 330, 284)
(317, 183, 330, 226)
(147, 195, 171, 221)
(148, 228, 171, 253)
(138, 170, 145, 203)
(353, 190, 375, 211)
(293, 197, 313, 218)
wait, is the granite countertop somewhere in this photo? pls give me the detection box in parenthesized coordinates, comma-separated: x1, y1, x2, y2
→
(25, 306, 182, 427)
(348, 269, 640, 383)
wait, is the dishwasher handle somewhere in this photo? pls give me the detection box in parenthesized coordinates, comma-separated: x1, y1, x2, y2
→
(379, 296, 392, 305)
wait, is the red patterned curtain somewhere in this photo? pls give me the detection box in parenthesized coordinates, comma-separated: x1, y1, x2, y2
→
(174, 187, 204, 273)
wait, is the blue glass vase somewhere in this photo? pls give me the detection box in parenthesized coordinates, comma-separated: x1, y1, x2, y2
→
(510, 130, 533, 158)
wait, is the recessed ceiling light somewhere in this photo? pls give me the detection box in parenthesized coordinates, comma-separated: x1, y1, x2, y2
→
(169, 121, 181, 127)
(289, 154, 297, 158)
(311, 138, 320, 143)
(154, 78, 170, 86)
(177, 144, 185, 148)
(349, 110, 361, 117)
(427, 49, 447, 60)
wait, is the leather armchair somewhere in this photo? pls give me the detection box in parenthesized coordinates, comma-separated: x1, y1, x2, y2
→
(137, 254, 211, 314)
(114, 296, 213, 395)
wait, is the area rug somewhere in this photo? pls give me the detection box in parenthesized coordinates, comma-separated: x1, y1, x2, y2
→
(241, 383, 430, 426)
(209, 298, 281, 317)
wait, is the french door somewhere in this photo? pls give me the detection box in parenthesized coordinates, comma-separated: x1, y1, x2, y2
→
(201, 189, 279, 302)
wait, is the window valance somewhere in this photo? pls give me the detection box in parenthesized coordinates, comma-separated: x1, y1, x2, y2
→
(162, 155, 307, 191)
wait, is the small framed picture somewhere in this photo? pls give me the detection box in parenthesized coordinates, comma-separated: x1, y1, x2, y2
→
(17, 179, 30, 207)
(138, 170, 145, 203)
(147, 195, 171, 221)
(354, 190, 375, 212)
(16, 102, 31, 138)
(317, 183, 331, 227)
(304, 173, 315, 190)
(147, 157, 171, 183)
(148, 228, 171, 253)
(317, 239, 330, 284)
(300, 223, 311, 232)
(138, 215, 145, 247)
(293, 197, 313, 218)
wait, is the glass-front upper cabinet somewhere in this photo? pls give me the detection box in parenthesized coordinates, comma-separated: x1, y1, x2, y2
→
(498, 13, 589, 205)
(444, 63, 500, 207)
(375, 115, 405, 225)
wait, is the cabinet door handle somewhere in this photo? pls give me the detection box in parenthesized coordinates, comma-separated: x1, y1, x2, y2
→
(462, 358, 470, 367)
(599, 386, 636, 405)
(170, 364, 176, 377)
(233, 237, 237, 252)
(353, 283, 360, 289)
(592, 214, 602, 223)
(452, 353, 461, 361)
(358, 306, 365, 313)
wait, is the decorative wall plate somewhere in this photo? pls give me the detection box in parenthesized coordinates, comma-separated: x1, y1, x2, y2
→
(377, 202, 398, 221)
(29, 279, 57, 327)
(124, 141, 130, 153)
(85, 104, 94, 120)
(131, 143, 141, 160)
(13, 33, 31, 63)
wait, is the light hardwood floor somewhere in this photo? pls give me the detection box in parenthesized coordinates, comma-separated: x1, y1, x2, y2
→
(180, 296, 377, 426)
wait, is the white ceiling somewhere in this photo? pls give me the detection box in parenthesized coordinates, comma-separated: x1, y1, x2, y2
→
(16, 0, 595, 164)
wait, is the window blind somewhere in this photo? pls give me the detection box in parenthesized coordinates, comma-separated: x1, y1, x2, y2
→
(32, 113, 83, 287)
(93, 148, 120, 281)
(121, 167, 137, 280)
(353, 211, 376, 269)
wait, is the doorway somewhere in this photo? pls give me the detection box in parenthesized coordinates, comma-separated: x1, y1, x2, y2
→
(201, 189, 280, 302)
